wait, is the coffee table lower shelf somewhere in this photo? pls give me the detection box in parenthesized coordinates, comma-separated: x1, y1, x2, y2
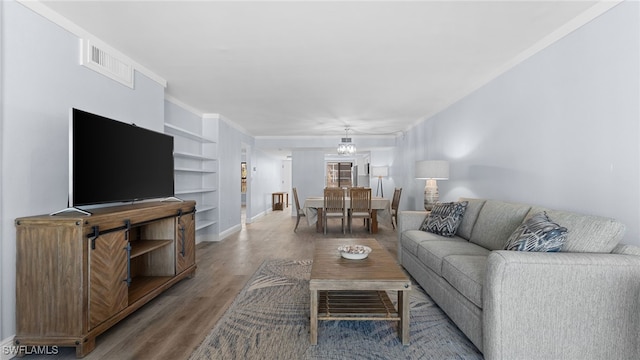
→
(311, 289, 409, 345)
(317, 290, 400, 321)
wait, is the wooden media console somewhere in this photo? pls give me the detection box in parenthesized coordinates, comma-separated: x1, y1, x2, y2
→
(14, 201, 197, 357)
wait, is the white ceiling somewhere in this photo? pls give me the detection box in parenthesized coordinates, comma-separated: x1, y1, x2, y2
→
(37, 0, 613, 137)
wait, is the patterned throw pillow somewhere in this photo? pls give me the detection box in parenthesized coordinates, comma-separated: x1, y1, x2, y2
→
(419, 201, 469, 237)
(504, 212, 568, 252)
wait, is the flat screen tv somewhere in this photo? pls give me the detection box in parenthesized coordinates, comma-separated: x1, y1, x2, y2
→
(69, 108, 175, 208)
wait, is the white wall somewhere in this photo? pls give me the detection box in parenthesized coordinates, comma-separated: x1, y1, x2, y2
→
(257, 136, 398, 213)
(289, 149, 397, 219)
(396, 2, 640, 246)
(291, 150, 325, 216)
(1, 1, 166, 340)
(248, 149, 284, 220)
(217, 118, 249, 234)
(282, 159, 292, 205)
(216, 117, 284, 233)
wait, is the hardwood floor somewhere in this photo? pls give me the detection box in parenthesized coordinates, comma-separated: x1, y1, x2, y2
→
(35, 208, 400, 359)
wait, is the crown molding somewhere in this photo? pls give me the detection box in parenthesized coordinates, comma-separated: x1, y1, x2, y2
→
(164, 95, 205, 117)
(219, 116, 252, 136)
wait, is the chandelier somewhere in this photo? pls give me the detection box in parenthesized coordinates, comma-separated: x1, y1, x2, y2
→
(337, 127, 356, 155)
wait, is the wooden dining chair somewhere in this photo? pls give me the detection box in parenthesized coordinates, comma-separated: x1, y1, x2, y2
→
(292, 187, 306, 232)
(323, 187, 346, 234)
(349, 187, 372, 233)
(390, 187, 402, 229)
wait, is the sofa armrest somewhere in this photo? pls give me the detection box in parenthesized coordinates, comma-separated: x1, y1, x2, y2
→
(484, 250, 640, 360)
(398, 210, 427, 233)
(397, 211, 428, 262)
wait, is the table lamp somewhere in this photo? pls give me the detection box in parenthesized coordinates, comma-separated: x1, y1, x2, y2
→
(415, 160, 449, 210)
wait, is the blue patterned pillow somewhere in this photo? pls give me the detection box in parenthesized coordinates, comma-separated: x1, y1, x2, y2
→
(504, 212, 568, 252)
(420, 201, 468, 237)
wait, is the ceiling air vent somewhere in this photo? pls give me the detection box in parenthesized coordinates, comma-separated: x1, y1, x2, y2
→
(81, 38, 134, 88)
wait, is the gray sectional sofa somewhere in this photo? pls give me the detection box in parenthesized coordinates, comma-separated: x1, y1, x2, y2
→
(397, 198, 640, 360)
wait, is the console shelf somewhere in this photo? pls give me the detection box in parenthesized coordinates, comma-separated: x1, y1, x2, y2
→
(14, 201, 197, 358)
(130, 240, 172, 258)
(128, 276, 174, 304)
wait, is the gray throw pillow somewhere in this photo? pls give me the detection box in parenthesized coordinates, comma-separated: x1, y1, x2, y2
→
(504, 212, 568, 252)
(419, 201, 469, 237)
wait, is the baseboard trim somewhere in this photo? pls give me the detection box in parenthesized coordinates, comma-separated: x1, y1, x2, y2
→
(196, 232, 219, 243)
(1, 335, 15, 360)
(219, 224, 241, 240)
(250, 210, 267, 223)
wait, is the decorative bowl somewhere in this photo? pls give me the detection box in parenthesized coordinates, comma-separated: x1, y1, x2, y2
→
(338, 245, 372, 260)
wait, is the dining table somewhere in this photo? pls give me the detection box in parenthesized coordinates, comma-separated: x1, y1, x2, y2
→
(303, 196, 391, 233)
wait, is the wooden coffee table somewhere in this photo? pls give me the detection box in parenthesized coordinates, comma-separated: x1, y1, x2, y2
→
(309, 238, 411, 345)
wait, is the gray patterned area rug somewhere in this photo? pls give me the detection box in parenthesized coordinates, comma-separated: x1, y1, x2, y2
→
(189, 259, 483, 360)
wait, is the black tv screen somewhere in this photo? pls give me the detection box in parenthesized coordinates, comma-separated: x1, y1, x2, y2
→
(70, 108, 175, 207)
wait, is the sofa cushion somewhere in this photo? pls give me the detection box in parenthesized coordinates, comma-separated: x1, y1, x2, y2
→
(504, 212, 568, 252)
(416, 240, 490, 276)
(470, 200, 531, 250)
(442, 255, 487, 308)
(526, 207, 625, 253)
(612, 244, 640, 256)
(419, 201, 469, 237)
(401, 230, 466, 257)
(456, 198, 486, 240)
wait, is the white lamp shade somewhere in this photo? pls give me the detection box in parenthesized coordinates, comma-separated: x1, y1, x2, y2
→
(415, 160, 449, 180)
(371, 166, 389, 177)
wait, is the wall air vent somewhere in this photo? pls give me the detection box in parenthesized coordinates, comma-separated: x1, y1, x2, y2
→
(81, 38, 134, 88)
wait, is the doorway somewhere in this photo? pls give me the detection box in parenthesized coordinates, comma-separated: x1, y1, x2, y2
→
(241, 144, 250, 225)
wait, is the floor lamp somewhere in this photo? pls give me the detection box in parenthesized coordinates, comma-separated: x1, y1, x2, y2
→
(371, 166, 389, 198)
(415, 160, 449, 211)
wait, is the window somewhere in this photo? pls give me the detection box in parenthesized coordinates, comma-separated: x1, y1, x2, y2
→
(241, 162, 247, 193)
(326, 162, 352, 188)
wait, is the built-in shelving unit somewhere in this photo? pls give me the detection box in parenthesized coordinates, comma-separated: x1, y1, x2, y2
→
(174, 151, 215, 160)
(164, 123, 216, 143)
(164, 105, 219, 242)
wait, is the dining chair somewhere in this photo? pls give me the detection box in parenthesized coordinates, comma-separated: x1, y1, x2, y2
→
(390, 187, 402, 229)
(292, 187, 306, 232)
(349, 187, 372, 233)
(323, 187, 346, 234)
